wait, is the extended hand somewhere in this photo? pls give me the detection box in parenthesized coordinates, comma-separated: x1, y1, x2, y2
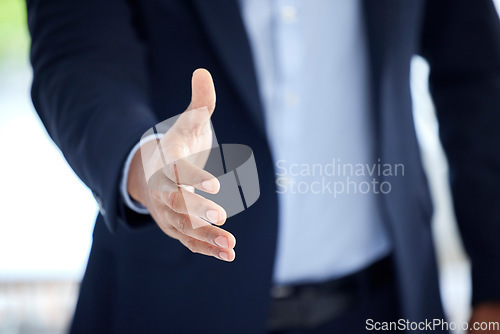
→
(127, 69, 236, 262)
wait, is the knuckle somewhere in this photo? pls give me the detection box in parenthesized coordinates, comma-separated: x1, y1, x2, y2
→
(166, 162, 176, 180)
(192, 124, 205, 137)
(186, 239, 197, 254)
(175, 217, 187, 233)
(203, 245, 216, 257)
(167, 190, 180, 210)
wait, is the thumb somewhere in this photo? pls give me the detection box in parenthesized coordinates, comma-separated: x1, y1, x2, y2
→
(189, 68, 216, 114)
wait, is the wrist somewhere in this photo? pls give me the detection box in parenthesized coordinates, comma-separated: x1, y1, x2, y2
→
(127, 144, 150, 207)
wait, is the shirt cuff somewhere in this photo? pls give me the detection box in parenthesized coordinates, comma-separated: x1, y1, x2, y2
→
(120, 133, 164, 214)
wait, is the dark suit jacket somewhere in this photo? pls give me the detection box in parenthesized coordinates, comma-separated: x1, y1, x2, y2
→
(27, 0, 500, 333)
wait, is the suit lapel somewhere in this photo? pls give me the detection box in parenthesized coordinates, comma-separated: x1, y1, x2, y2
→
(362, 0, 424, 142)
(190, 0, 266, 136)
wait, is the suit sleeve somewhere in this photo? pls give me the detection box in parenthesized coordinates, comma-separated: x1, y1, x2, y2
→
(420, 0, 500, 306)
(27, 0, 158, 231)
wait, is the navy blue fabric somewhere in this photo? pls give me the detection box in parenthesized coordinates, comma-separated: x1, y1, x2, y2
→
(26, 0, 500, 333)
(270, 276, 403, 334)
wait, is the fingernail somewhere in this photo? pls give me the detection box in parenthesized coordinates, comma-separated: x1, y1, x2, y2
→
(214, 236, 229, 248)
(206, 210, 219, 223)
(202, 180, 216, 192)
(219, 252, 229, 261)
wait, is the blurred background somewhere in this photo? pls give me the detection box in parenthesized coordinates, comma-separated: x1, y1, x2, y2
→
(0, 1, 499, 333)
